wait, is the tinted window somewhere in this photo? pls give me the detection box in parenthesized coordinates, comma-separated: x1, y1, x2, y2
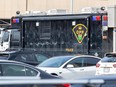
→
(66, 58, 83, 67)
(3, 31, 9, 42)
(101, 57, 116, 62)
(25, 67, 38, 76)
(35, 54, 48, 63)
(11, 30, 20, 41)
(1, 64, 38, 76)
(2, 64, 25, 76)
(90, 18, 102, 51)
(15, 53, 37, 62)
(84, 57, 100, 66)
(40, 21, 51, 39)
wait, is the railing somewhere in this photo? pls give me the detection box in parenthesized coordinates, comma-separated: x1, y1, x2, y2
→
(0, 77, 104, 85)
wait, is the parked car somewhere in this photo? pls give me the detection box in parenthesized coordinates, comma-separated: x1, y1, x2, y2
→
(0, 60, 70, 87)
(96, 52, 116, 75)
(36, 55, 101, 79)
(71, 75, 116, 87)
(0, 59, 58, 78)
(0, 50, 51, 66)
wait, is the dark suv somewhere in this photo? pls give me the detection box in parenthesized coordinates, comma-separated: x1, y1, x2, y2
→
(0, 50, 51, 66)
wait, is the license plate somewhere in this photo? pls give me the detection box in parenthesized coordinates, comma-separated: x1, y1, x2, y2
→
(104, 68, 110, 73)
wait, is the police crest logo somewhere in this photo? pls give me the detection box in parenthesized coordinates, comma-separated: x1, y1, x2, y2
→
(72, 24, 88, 43)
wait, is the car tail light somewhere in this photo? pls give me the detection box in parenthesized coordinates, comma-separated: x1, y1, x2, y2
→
(113, 64, 116, 68)
(62, 84, 71, 87)
(96, 63, 100, 68)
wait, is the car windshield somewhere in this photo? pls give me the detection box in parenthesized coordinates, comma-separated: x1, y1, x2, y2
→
(101, 56, 116, 62)
(38, 56, 73, 67)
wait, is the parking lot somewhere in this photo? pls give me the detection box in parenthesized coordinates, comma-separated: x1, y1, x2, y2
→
(0, 1, 116, 87)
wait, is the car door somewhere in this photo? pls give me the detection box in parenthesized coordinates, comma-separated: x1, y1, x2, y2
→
(0, 63, 40, 87)
(60, 57, 99, 79)
(1, 64, 26, 76)
(83, 57, 100, 76)
(1, 63, 38, 76)
(59, 57, 84, 79)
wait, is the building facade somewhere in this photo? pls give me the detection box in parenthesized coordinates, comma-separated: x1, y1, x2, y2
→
(0, 0, 116, 18)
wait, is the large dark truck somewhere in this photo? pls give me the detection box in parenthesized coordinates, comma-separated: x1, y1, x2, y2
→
(2, 11, 112, 57)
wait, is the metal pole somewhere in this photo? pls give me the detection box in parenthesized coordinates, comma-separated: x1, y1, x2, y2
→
(70, 0, 73, 14)
(113, 28, 116, 52)
(26, 0, 28, 11)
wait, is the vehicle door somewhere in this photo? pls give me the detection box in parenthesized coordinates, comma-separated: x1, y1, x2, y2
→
(10, 29, 20, 48)
(71, 17, 89, 54)
(1, 64, 38, 76)
(60, 57, 84, 79)
(0, 63, 39, 87)
(0, 30, 10, 51)
(82, 57, 100, 76)
(61, 57, 99, 79)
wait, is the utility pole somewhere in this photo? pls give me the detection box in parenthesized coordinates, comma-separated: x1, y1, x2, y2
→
(26, 0, 28, 11)
(70, 0, 74, 14)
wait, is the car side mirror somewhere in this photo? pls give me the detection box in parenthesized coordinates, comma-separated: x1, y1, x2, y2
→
(66, 64, 74, 68)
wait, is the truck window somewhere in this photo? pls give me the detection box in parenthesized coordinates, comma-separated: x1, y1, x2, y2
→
(12, 30, 20, 41)
(3, 31, 9, 42)
(10, 30, 20, 47)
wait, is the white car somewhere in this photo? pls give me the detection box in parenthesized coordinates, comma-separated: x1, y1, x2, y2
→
(96, 52, 116, 75)
(36, 55, 101, 79)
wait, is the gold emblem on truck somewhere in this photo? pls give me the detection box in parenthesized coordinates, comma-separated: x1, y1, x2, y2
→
(72, 24, 88, 43)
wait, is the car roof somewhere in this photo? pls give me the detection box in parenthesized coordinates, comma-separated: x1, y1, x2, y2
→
(0, 59, 41, 72)
(0, 59, 37, 68)
(50, 54, 101, 59)
(0, 51, 17, 54)
(0, 50, 39, 54)
(0, 59, 32, 65)
(0, 50, 52, 54)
